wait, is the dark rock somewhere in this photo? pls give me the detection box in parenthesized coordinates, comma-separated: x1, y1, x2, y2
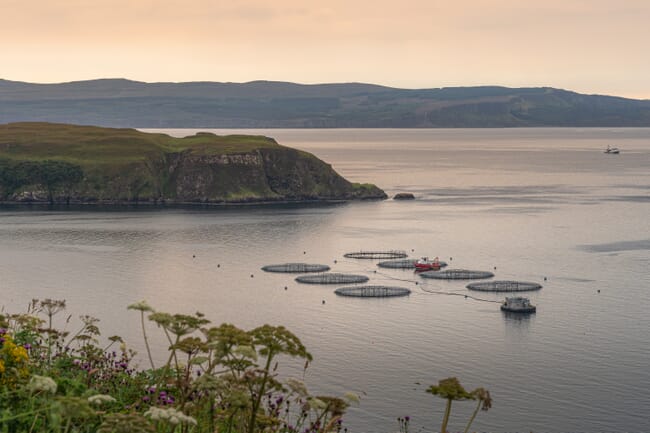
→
(393, 193, 415, 200)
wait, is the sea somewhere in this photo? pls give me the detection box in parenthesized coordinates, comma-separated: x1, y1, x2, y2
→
(1, 128, 649, 433)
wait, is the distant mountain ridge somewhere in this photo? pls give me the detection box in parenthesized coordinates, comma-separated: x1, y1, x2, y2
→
(2, 78, 650, 128)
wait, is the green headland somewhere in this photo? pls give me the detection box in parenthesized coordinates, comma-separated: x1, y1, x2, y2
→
(0, 122, 386, 204)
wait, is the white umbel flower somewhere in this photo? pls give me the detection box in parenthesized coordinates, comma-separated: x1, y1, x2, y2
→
(88, 394, 117, 405)
(27, 375, 57, 394)
(144, 407, 196, 426)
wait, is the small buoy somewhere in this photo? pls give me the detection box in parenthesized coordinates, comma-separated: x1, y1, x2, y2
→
(411, 249, 415, 252)
(334, 259, 337, 264)
(303, 251, 306, 254)
(449, 257, 453, 261)
(217, 264, 220, 268)
(464, 295, 468, 298)
(250, 274, 254, 278)
(597, 289, 600, 293)
(373, 270, 377, 273)
(284, 286, 288, 290)
(193, 255, 196, 258)
(544, 277, 547, 281)
(493, 266, 497, 270)
(322, 300, 326, 304)
(415, 282, 419, 285)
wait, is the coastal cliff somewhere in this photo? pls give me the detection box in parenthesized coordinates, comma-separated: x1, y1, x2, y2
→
(0, 122, 386, 204)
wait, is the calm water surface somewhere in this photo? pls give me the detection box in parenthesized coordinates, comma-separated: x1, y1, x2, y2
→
(2, 128, 650, 433)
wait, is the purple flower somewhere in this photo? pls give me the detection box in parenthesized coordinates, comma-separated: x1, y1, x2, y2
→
(23, 343, 32, 350)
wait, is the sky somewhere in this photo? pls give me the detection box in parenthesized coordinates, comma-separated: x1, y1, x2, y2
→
(1, 0, 649, 99)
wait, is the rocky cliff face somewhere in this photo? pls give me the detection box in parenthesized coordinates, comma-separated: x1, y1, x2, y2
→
(2, 147, 386, 204)
(166, 147, 385, 203)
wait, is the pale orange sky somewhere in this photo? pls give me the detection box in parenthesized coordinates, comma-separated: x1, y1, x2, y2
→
(1, 0, 649, 98)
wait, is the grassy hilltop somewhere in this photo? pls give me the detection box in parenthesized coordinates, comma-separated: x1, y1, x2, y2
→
(0, 122, 386, 204)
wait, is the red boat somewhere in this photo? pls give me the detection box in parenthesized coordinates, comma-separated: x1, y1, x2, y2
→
(414, 257, 441, 271)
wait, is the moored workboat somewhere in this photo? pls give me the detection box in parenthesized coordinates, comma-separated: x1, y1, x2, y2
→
(500, 297, 536, 313)
(414, 256, 441, 271)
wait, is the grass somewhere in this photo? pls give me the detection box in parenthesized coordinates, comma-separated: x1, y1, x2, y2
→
(0, 123, 280, 165)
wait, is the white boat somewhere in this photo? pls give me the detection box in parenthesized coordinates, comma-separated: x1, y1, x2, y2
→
(604, 145, 620, 154)
(501, 297, 536, 313)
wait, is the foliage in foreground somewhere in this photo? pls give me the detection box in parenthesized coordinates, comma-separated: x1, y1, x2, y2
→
(1, 299, 491, 433)
(0, 299, 355, 433)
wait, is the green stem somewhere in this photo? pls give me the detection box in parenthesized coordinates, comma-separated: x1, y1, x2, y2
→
(209, 391, 215, 433)
(155, 335, 180, 392)
(248, 350, 274, 433)
(463, 399, 482, 433)
(141, 311, 156, 370)
(0, 407, 49, 422)
(440, 398, 452, 433)
(226, 411, 235, 433)
(29, 414, 39, 433)
(63, 417, 72, 433)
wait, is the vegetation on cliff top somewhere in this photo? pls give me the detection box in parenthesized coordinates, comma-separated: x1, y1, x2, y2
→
(0, 122, 280, 164)
(0, 122, 386, 203)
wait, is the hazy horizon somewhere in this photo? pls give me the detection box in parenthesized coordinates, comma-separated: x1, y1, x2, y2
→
(2, 0, 649, 99)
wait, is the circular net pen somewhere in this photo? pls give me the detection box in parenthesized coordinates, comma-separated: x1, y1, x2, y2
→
(335, 285, 411, 298)
(262, 263, 331, 273)
(419, 269, 494, 280)
(344, 250, 408, 260)
(467, 281, 542, 292)
(295, 273, 370, 285)
(378, 259, 448, 269)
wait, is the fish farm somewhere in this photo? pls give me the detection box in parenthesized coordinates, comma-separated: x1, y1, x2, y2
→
(261, 263, 331, 273)
(344, 250, 408, 259)
(295, 273, 370, 284)
(419, 269, 495, 280)
(334, 285, 411, 298)
(377, 259, 448, 269)
(467, 281, 542, 292)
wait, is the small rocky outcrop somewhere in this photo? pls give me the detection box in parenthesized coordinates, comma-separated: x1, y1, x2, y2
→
(393, 193, 415, 200)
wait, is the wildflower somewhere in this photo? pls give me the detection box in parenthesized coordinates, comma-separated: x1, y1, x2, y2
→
(98, 413, 154, 433)
(127, 300, 154, 312)
(307, 397, 327, 411)
(144, 407, 196, 426)
(27, 375, 58, 394)
(286, 378, 309, 397)
(343, 392, 361, 404)
(88, 394, 117, 406)
(233, 345, 257, 360)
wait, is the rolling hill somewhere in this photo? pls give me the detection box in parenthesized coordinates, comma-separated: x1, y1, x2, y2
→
(2, 79, 650, 128)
